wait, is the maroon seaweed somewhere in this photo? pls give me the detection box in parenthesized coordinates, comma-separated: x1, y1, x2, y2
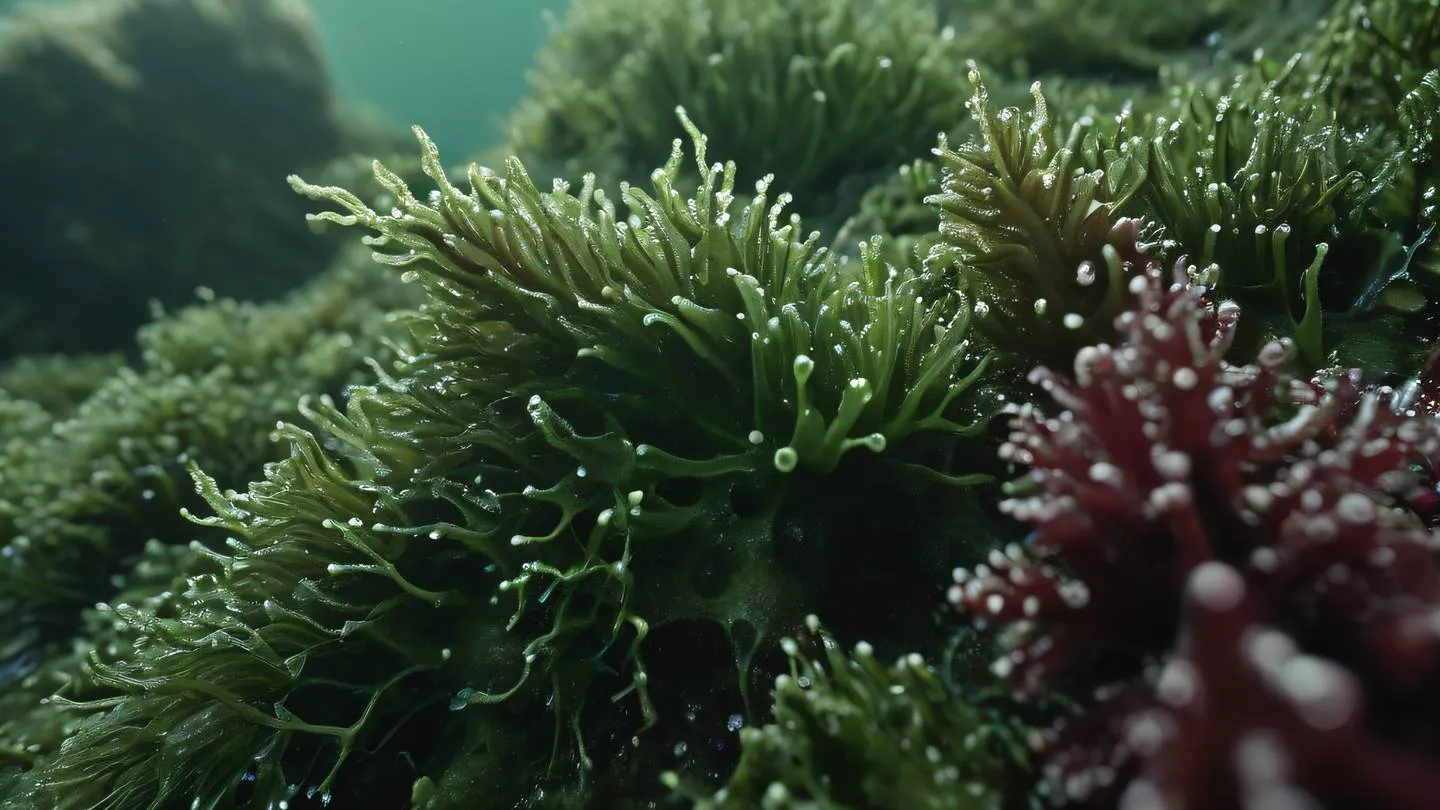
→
(950, 250, 1440, 808)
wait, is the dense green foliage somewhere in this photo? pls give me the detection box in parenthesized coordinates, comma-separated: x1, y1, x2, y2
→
(504, 0, 972, 230)
(685, 619, 1030, 810)
(0, 252, 415, 782)
(17, 113, 1000, 808)
(935, 0, 1332, 82)
(926, 66, 1148, 362)
(927, 0, 1440, 371)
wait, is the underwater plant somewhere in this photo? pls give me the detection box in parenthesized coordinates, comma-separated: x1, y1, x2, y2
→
(925, 66, 1155, 364)
(686, 616, 1037, 810)
(931, 53, 1439, 374)
(949, 255, 1440, 806)
(1079, 74, 1370, 365)
(20, 113, 1005, 808)
(831, 159, 945, 274)
(1302, 0, 1440, 131)
(504, 0, 971, 230)
(0, 354, 125, 417)
(0, 252, 414, 772)
(935, 0, 1332, 84)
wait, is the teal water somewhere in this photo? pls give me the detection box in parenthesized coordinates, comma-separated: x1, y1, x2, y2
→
(309, 0, 569, 154)
(0, 0, 568, 153)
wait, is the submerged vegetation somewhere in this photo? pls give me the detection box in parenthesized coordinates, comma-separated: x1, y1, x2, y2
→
(3, 0, 1440, 807)
(503, 0, 974, 232)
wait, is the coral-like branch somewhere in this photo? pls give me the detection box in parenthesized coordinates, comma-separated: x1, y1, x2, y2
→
(950, 252, 1440, 806)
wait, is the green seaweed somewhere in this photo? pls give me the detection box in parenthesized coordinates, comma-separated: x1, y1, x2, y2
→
(505, 0, 971, 230)
(0, 251, 415, 780)
(684, 617, 1032, 810)
(929, 40, 1440, 369)
(925, 65, 1150, 363)
(936, 0, 1333, 83)
(22, 115, 1002, 808)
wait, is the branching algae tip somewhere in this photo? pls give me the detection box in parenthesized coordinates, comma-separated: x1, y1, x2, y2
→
(23, 110, 1001, 809)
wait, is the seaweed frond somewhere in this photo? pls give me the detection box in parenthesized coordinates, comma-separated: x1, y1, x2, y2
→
(505, 0, 970, 228)
(684, 617, 1027, 809)
(926, 64, 1149, 363)
(1082, 73, 1373, 363)
(29, 114, 1002, 807)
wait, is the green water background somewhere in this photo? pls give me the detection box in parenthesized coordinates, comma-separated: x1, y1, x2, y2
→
(0, 0, 569, 154)
(309, 0, 570, 154)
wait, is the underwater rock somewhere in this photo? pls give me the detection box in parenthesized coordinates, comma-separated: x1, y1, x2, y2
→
(0, 0, 366, 357)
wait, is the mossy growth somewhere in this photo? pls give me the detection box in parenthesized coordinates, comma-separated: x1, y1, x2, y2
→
(0, 250, 416, 780)
(0, 536, 194, 794)
(1294, 0, 1440, 348)
(936, 0, 1332, 84)
(504, 0, 971, 231)
(0, 354, 124, 418)
(829, 74, 1169, 303)
(1302, 0, 1440, 129)
(925, 65, 1153, 365)
(829, 159, 945, 277)
(1070, 10, 1440, 370)
(1078, 71, 1373, 364)
(928, 37, 1440, 373)
(21, 115, 1007, 808)
(685, 616, 1033, 810)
